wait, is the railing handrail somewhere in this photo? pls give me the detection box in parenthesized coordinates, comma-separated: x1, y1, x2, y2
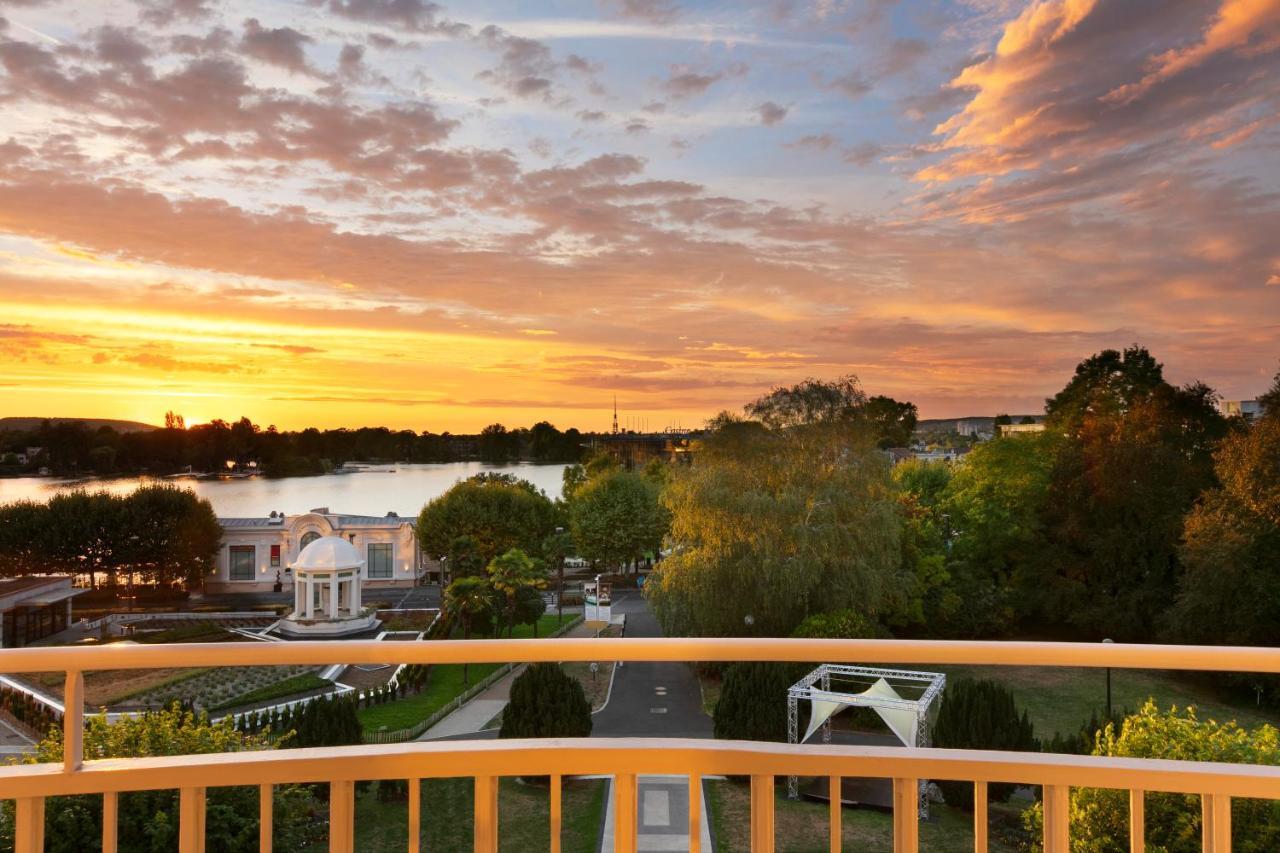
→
(2, 637, 1280, 673)
(3, 739, 1280, 801)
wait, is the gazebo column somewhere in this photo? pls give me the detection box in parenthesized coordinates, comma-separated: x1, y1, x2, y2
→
(293, 578, 302, 616)
(304, 576, 314, 619)
(329, 575, 339, 619)
(351, 577, 361, 614)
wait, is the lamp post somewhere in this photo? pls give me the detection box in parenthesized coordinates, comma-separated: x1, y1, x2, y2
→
(555, 526, 565, 626)
(1103, 638, 1114, 718)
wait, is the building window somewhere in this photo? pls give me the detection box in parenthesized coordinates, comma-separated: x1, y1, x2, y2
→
(300, 531, 321, 550)
(270, 544, 281, 567)
(229, 546, 255, 581)
(368, 543, 393, 579)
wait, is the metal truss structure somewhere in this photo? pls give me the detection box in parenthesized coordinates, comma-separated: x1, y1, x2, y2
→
(786, 664, 946, 817)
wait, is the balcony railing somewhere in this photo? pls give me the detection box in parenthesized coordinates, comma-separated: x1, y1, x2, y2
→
(3, 637, 1280, 853)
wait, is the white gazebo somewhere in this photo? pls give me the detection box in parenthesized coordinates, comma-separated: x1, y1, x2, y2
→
(276, 536, 379, 637)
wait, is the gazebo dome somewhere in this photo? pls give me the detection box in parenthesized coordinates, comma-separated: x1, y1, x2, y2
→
(291, 535, 364, 572)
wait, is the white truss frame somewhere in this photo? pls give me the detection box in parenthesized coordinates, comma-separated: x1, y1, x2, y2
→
(786, 664, 946, 817)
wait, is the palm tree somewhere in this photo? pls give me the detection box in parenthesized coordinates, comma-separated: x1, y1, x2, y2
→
(443, 575, 495, 684)
(486, 548, 548, 638)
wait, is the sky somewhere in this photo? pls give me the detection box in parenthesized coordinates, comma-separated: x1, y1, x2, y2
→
(0, 0, 1277, 432)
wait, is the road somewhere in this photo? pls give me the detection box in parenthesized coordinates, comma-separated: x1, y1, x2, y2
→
(594, 591, 714, 852)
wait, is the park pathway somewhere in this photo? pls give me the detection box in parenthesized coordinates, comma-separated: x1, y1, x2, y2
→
(594, 592, 715, 852)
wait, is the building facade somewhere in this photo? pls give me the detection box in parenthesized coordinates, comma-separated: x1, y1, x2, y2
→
(210, 508, 425, 594)
(0, 576, 82, 648)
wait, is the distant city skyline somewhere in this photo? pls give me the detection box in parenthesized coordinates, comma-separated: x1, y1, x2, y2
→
(1, 0, 1276, 432)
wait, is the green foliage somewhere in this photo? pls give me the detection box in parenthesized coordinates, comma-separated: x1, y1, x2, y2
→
(713, 662, 807, 742)
(446, 534, 487, 578)
(569, 469, 666, 570)
(790, 609, 887, 640)
(1041, 707, 1130, 756)
(1168, 415, 1280, 646)
(935, 432, 1061, 636)
(647, 385, 903, 637)
(0, 484, 221, 586)
(487, 548, 548, 638)
(931, 678, 1038, 810)
(1023, 703, 1280, 852)
(0, 702, 325, 852)
(499, 663, 592, 739)
(864, 395, 919, 448)
(416, 476, 558, 565)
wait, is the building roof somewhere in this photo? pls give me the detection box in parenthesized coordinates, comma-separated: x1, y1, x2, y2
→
(219, 512, 410, 530)
(291, 535, 365, 571)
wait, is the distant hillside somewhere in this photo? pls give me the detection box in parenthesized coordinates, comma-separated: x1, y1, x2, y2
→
(916, 415, 1043, 432)
(0, 417, 158, 433)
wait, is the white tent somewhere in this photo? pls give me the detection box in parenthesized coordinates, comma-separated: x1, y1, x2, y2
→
(786, 665, 946, 814)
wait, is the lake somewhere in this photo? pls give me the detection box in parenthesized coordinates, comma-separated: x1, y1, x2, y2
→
(0, 462, 570, 517)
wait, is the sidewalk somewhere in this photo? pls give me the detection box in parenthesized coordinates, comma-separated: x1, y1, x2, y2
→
(599, 775, 714, 853)
(418, 619, 598, 740)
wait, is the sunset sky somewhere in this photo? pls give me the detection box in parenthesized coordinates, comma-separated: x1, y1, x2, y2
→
(1, 0, 1277, 432)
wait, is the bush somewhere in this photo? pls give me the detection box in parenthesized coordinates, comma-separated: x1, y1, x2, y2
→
(499, 663, 591, 739)
(713, 662, 808, 742)
(931, 678, 1037, 810)
(1023, 702, 1280, 852)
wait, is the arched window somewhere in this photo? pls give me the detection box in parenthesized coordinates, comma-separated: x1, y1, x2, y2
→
(299, 531, 321, 551)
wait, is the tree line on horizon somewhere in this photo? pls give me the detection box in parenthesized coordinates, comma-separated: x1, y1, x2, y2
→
(0, 416, 591, 478)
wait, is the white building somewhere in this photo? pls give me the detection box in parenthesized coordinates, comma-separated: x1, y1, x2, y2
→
(1220, 400, 1264, 421)
(210, 508, 424, 594)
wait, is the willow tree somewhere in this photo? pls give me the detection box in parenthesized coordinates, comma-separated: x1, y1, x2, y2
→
(646, 377, 904, 637)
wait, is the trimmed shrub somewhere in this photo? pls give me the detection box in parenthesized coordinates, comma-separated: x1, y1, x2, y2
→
(713, 662, 808, 742)
(499, 663, 591, 739)
(931, 677, 1037, 809)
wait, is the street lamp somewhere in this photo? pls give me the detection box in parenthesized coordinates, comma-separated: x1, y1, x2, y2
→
(555, 526, 565, 626)
(1103, 638, 1114, 718)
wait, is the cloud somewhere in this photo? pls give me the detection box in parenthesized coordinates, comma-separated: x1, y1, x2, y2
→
(599, 0, 680, 24)
(757, 101, 787, 126)
(239, 18, 315, 75)
(308, 0, 469, 36)
(661, 62, 748, 98)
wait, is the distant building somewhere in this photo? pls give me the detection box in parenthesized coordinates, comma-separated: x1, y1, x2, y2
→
(954, 420, 987, 437)
(211, 508, 428, 594)
(912, 449, 967, 464)
(1220, 400, 1264, 421)
(593, 433, 697, 467)
(0, 576, 83, 647)
(998, 422, 1046, 436)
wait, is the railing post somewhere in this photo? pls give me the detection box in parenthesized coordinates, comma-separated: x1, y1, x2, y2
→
(550, 774, 562, 853)
(14, 797, 44, 853)
(1203, 793, 1231, 853)
(329, 780, 354, 853)
(750, 774, 775, 853)
(689, 773, 702, 853)
(475, 775, 498, 853)
(614, 773, 638, 853)
(974, 781, 988, 853)
(1130, 789, 1144, 853)
(103, 791, 118, 853)
(828, 775, 841, 853)
(1043, 784, 1069, 853)
(892, 778, 918, 853)
(179, 787, 206, 853)
(63, 670, 84, 772)
(259, 784, 272, 853)
(408, 778, 421, 853)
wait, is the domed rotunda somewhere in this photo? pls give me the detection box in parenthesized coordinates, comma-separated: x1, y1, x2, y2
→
(277, 535, 380, 637)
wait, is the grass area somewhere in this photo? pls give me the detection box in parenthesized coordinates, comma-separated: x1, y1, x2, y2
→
(353, 777, 606, 852)
(937, 665, 1280, 741)
(209, 672, 331, 711)
(706, 779, 1027, 852)
(476, 613, 568, 640)
(134, 623, 236, 643)
(357, 613, 576, 734)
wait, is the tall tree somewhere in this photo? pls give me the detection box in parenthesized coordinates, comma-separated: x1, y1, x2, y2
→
(569, 470, 666, 572)
(443, 575, 497, 682)
(1036, 347, 1227, 639)
(486, 548, 548, 637)
(647, 382, 903, 637)
(863, 395, 919, 448)
(417, 476, 558, 566)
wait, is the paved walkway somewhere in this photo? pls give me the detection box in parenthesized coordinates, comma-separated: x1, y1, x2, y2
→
(419, 618, 597, 740)
(594, 593, 714, 852)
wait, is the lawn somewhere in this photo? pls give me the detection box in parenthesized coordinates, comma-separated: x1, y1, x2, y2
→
(357, 613, 574, 734)
(353, 776, 607, 852)
(706, 779, 1027, 852)
(935, 664, 1280, 742)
